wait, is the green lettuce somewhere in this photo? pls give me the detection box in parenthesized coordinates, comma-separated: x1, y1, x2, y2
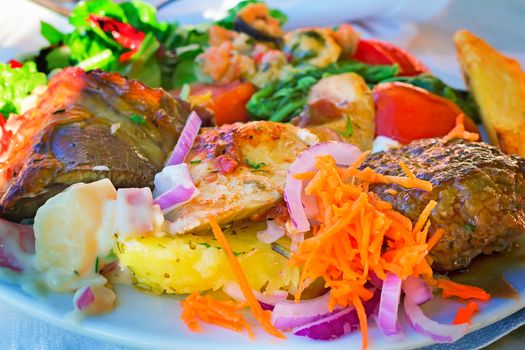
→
(0, 62, 47, 117)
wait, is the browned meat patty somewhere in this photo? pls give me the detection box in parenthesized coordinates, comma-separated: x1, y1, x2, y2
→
(362, 138, 525, 271)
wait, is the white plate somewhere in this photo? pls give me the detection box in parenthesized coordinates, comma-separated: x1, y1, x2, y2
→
(1, 260, 525, 350)
(1, 1, 524, 349)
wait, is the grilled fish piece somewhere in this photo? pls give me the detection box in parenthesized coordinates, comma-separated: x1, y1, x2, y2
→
(362, 138, 525, 271)
(0, 68, 194, 221)
(166, 121, 318, 234)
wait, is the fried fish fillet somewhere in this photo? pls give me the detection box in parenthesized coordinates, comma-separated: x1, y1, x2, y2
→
(166, 121, 318, 234)
(0, 68, 195, 220)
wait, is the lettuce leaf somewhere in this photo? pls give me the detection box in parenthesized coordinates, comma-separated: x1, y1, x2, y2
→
(0, 62, 47, 117)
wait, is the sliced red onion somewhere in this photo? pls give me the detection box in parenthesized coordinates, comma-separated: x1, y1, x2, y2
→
(153, 164, 200, 213)
(378, 273, 402, 336)
(116, 188, 164, 239)
(369, 271, 383, 289)
(99, 260, 118, 275)
(403, 297, 468, 343)
(75, 286, 95, 311)
(223, 282, 288, 311)
(166, 111, 202, 166)
(284, 142, 362, 232)
(271, 293, 333, 330)
(257, 219, 285, 244)
(402, 276, 432, 305)
(293, 288, 381, 340)
(0, 218, 35, 272)
(403, 277, 468, 343)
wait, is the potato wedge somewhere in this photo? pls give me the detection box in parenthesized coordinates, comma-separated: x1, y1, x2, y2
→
(454, 29, 525, 156)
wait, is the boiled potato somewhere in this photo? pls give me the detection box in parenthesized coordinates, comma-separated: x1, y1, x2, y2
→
(454, 29, 525, 156)
(116, 221, 298, 295)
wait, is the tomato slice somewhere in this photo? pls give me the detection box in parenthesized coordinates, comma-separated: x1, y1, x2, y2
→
(373, 82, 478, 144)
(187, 82, 257, 126)
(8, 60, 23, 69)
(353, 39, 428, 76)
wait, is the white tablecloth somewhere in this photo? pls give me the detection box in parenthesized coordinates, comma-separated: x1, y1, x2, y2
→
(1, 0, 524, 349)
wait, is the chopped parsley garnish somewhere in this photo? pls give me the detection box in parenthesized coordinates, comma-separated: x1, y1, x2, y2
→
(340, 115, 353, 138)
(244, 159, 266, 169)
(130, 114, 146, 125)
(271, 242, 291, 259)
(105, 250, 117, 261)
(74, 270, 79, 276)
(190, 159, 202, 165)
(94, 256, 99, 273)
(198, 242, 212, 249)
(465, 223, 475, 232)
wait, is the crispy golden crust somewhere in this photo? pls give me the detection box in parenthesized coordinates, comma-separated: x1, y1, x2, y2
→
(454, 29, 525, 156)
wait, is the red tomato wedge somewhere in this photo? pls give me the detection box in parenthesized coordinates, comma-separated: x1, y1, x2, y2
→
(8, 60, 23, 68)
(373, 82, 478, 144)
(353, 39, 428, 76)
(188, 82, 256, 126)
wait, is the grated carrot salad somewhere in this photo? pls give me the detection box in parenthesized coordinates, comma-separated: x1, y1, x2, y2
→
(438, 279, 491, 301)
(181, 292, 254, 338)
(443, 114, 480, 142)
(453, 301, 479, 325)
(290, 154, 439, 350)
(208, 216, 286, 339)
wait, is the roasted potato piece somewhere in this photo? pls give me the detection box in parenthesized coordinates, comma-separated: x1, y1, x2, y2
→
(117, 221, 298, 295)
(454, 29, 525, 156)
(300, 72, 375, 151)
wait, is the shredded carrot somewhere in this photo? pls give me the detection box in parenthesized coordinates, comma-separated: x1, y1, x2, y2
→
(293, 171, 317, 180)
(453, 301, 480, 325)
(438, 279, 491, 301)
(426, 228, 445, 250)
(443, 114, 480, 142)
(385, 189, 398, 195)
(209, 216, 286, 339)
(290, 155, 439, 350)
(181, 292, 254, 338)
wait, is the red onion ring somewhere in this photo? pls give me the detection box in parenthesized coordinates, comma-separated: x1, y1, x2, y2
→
(293, 288, 381, 340)
(166, 111, 202, 166)
(377, 272, 402, 336)
(402, 277, 468, 343)
(284, 142, 362, 232)
(75, 286, 95, 311)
